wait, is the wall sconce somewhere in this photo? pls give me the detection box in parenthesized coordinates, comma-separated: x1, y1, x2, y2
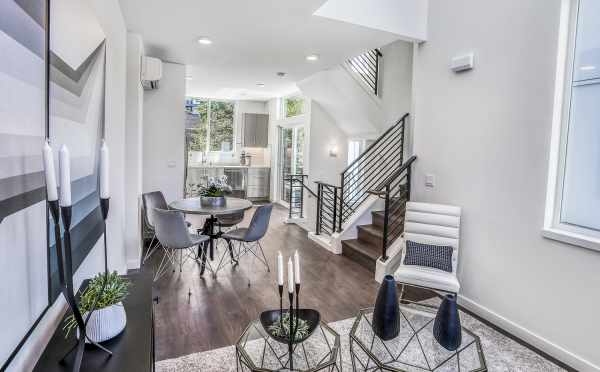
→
(329, 145, 338, 158)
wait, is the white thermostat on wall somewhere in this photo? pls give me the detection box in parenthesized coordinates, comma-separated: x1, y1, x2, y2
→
(450, 53, 474, 72)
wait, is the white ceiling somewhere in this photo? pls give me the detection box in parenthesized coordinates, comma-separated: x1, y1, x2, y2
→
(118, 0, 401, 100)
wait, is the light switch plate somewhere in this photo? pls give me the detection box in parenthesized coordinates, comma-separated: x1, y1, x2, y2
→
(167, 160, 176, 168)
(425, 174, 435, 188)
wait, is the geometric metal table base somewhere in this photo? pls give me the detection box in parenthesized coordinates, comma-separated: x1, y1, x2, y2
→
(236, 319, 342, 372)
(349, 304, 487, 372)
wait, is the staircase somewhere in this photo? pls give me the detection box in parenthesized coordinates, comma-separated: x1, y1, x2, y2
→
(287, 114, 416, 272)
(342, 194, 407, 272)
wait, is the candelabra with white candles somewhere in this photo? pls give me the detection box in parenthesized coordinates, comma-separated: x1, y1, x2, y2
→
(42, 140, 112, 372)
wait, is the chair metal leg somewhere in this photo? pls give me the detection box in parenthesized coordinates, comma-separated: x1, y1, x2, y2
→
(143, 234, 161, 265)
(256, 241, 270, 272)
(154, 247, 176, 281)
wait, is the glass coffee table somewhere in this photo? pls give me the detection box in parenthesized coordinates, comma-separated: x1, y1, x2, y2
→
(349, 303, 487, 371)
(236, 319, 342, 371)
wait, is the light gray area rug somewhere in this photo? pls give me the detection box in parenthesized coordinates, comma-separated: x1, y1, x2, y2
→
(156, 304, 565, 372)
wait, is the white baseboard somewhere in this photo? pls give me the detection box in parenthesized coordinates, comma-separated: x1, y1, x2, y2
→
(458, 294, 599, 372)
(308, 232, 340, 254)
(127, 258, 141, 270)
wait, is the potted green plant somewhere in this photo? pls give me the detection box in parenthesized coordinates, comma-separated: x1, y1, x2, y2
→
(63, 271, 130, 343)
(199, 176, 232, 206)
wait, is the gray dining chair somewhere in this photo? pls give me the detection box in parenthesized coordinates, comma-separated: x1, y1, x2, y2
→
(152, 208, 209, 281)
(142, 191, 194, 266)
(142, 191, 170, 265)
(222, 204, 273, 285)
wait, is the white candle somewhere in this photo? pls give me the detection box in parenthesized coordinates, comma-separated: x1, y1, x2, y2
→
(42, 141, 58, 201)
(287, 258, 294, 293)
(294, 250, 301, 285)
(59, 145, 72, 207)
(277, 252, 284, 286)
(100, 141, 110, 199)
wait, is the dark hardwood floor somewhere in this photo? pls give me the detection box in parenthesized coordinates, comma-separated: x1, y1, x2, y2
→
(145, 204, 431, 361)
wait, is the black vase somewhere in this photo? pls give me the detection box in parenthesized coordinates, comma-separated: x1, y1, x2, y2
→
(372, 275, 400, 340)
(433, 294, 462, 351)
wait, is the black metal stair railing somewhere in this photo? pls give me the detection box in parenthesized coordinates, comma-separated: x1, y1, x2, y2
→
(315, 182, 341, 236)
(285, 114, 408, 239)
(285, 174, 313, 219)
(339, 113, 408, 231)
(346, 48, 382, 96)
(367, 155, 417, 261)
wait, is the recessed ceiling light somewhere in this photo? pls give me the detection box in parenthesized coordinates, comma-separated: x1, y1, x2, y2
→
(197, 37, 212, 45)
(580, 65, 596, 71)
(306, 54, 319, 62)
(276, 72, 287, 77)
(256, 83, 265, 87)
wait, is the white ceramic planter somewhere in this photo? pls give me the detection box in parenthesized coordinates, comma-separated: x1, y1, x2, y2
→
(78, 302, 127, 343)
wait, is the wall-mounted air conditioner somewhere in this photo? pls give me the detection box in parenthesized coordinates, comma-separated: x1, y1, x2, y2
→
(141, 56, 162, 90)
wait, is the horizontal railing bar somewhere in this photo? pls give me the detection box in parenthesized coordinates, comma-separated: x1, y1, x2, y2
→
(342, 124, 403, 175)
(351, 59, 377, 87)
(356, 54, 377, 76)
(342, 129, 403, 181)
(344, 159, 402, 196)
(374, 156, 417, 192)
(342, 141, 402, 187)
(341, 114, 408, 175)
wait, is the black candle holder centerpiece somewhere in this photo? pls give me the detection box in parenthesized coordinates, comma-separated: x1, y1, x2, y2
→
(48, 196, 112, 372)
(259, 276, 319, 370)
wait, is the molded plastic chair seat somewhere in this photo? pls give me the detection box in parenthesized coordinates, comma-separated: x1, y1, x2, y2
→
(218, 212, 244, 228)
(221, 204, 273, 286)
(222, 228, 249, 242)
(152, 208, 210, 281)
(188, 233, 210, 246)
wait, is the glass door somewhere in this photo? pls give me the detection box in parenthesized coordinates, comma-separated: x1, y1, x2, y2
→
(278, 126, 304, 203)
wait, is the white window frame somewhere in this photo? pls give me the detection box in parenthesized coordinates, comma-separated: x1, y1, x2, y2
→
(280, 94, 308, 123)
(543, 0, 600, 252)
(186, 97, 237, 154)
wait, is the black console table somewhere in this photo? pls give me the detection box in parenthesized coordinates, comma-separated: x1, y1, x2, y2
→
(34, 271, 155, 372)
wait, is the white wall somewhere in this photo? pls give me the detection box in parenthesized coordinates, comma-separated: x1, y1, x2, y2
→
(7, 0, 129, 370)
(125, 33, 144, 268)
(314, 0, 428, 42)
(143, 62, 186, 203)
(412, 0, 600, 370)
(303, 102, 349, 230)
(379, 40, 413, 126)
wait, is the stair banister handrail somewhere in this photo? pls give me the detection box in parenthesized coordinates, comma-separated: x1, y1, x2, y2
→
(366, 155, 417, 261)
(370, 155, 417, 193)
(341, 113, 409, 174)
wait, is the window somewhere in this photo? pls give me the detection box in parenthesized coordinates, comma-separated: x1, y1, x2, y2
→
(283, 96, 305, 118)
(185, 98, 235, 153)
(544, 0, 600, 250)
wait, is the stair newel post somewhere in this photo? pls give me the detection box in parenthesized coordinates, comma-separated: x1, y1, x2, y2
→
(339, 173, 345, 232)
(300, 176, 305, 218)
(332, 186, 338, 233)
(406, 165, 412, 201)
(382, 184, 391, 261)
(288, 176, 293, 219)
(316, 183, 322, 235)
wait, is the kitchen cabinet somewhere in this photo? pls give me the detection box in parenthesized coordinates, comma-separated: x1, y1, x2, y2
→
(243, 113, 269, 148)
(246, 167, 270, 199)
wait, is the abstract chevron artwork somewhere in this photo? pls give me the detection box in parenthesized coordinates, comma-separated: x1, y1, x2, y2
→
(48, 0, 107, 301)
(0, 0, 48, 368)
